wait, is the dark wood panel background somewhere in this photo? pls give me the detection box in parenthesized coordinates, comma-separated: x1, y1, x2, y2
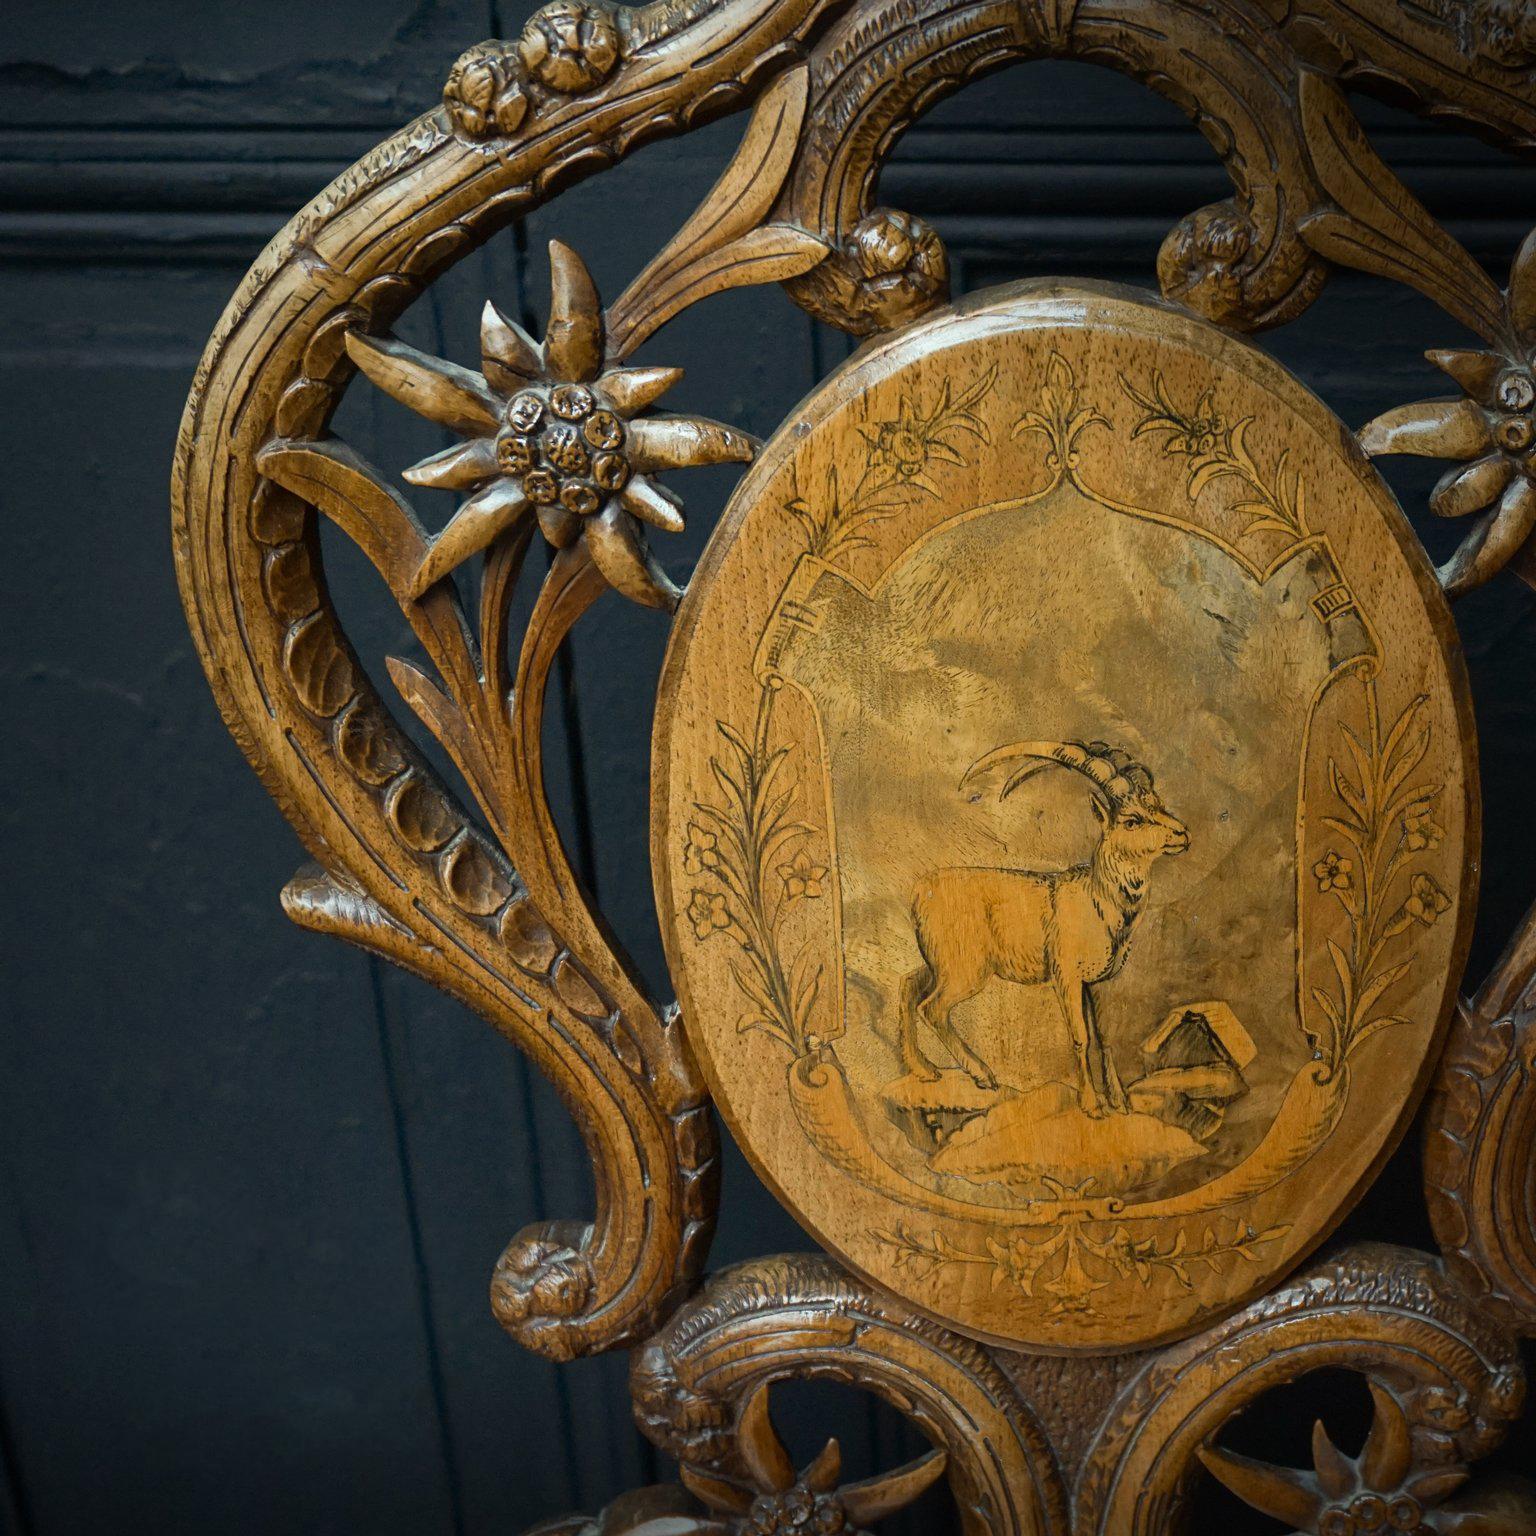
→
(1, 3, 1533, 1533)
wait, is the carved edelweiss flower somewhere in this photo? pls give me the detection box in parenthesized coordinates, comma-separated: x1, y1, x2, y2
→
(344, 241, 755, 610)
(1360, 230, 1536, 595)
(1201, 1382, 1530, 1535)
(679, 1385, 947, 1536)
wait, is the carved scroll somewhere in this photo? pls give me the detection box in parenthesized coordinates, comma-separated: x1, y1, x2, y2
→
(172, 0, 849, 1360)
(629, 1254, 1070, 1536)
(1425, 902, 1536, 1335)
(1076, 1244, 1526, 1533)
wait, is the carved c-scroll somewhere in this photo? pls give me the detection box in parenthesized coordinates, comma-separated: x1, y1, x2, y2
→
(629, 1253, 1070, 1536)
(172, 0, 849, 1361)
(773, 0, 1536, 337)
(1075, 1243, 1525, 1534)
(1426, 904, 1536, 1335)
(776, 0, 1334, 333)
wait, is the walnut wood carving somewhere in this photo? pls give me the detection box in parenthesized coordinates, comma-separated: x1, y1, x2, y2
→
(171, 0, 1536, 1530)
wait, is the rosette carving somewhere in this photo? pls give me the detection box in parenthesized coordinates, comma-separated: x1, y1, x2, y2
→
(1076, 1245, 1525, 1533)
(629, 1254, 1069, 1536)
(1425, 904, 1536, 1334)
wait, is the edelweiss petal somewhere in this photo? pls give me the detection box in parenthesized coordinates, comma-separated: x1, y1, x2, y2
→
(480, 300, 542, 388)
(600, 365, 684, 417)
(1443, 476, 1536, 596)
(627, 415, 757, 474)
(736, 1385, 796, 1494)
(1198, 1445, 1324, 1529)
(1357, 1383, 1413, 1493)
(403, 436, 500, 491)
(1359, 397, 1492, 460)
(543, 240, 604, 383)
(620, 478, 686, 533)
(1430, 453, 1514, 518)
(409, 480, 530, 598)
(344, 331, 501, 436)
(1428, 348, 1505, 405)
(838, 1450, 948, 1525)
(585, 502, 682, 610)
(1509, 224, 1536, 346)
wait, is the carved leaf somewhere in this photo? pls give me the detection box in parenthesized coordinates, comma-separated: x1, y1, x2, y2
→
(259, 439, 428, 602)
(1296, 73, 1506, 343)
(606, 67, 828, 356)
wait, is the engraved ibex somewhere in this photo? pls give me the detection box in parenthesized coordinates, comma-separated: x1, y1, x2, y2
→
(899, 741, 1189, 1118)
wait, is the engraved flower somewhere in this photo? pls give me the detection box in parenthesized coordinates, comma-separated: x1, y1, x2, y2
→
(1314, 850, 1354, 893)
(1403, 805, 1445, 853)
(345, 240, 754, 610)
(688, 889, 733, 941)
(869, 412, 930, 481)
(1360, 229, 1536, 594)
(678, 1385, 947, 1536)
(1201, 1381, 1531, 1535)
(1403, 873, 1451, 927)
(778, 852, 827, 901)
(682, 824, 721, 876)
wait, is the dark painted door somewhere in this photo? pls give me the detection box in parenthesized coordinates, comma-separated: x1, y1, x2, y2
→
(2, 4, 1532, 1533)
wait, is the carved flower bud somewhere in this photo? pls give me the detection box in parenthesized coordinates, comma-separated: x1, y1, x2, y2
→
(444, 43, 530, 138)
(847, 207, 949, 317)
(545, 423, 590, 475)
(592, 451, 629, 490)
(584, 409, 625, 449)
(1495, 368, 1535, 413)
(560, 481, 602, 516)
(508, 391, 545, 432)
(1477, 0, 1536, 67)
(518, 1, 620, 94)
(550, 382, 595, 419)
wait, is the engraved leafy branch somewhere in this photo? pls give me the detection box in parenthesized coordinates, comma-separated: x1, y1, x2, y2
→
(785, 365, 998, 564)
(1310, 684, 1448, 1075)
(685, 690, 828, 1055)
(875, 1213, 1290, 1319)
(1013, 352, 1109, 475)
(1122, 371, 1309, 540)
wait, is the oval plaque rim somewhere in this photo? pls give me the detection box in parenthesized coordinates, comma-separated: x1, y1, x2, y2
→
(652, 277, 1481, 1353)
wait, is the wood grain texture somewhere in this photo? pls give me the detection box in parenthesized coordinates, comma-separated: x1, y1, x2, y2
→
(158, 0, 1536, 1530)
(655, 279, 1478, 1351)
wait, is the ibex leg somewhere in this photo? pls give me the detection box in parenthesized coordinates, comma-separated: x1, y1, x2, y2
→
(898, 966, 943, 1081)
(1082, 986, 1128, 1114)
(916, 974, 998, 1091)
(1054, 972, 1112, 1118)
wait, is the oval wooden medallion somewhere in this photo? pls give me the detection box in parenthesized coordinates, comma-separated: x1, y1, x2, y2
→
(653, 280, 1477, 1351)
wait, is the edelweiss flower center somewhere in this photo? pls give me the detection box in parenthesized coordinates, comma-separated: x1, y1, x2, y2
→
(499, 386, 630, 518)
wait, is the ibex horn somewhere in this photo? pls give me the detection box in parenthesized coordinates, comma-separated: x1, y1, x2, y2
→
(961, 740, 1129, 801)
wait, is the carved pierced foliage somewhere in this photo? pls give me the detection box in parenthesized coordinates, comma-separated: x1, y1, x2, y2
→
(630, 1254, 1070, 1536)
(173, 4, 837, 1366)
(175, 0, 1536, 1524)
